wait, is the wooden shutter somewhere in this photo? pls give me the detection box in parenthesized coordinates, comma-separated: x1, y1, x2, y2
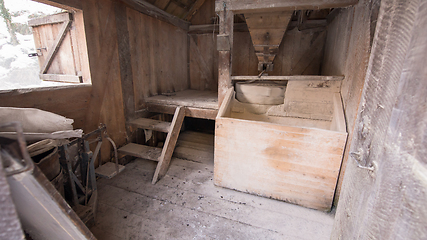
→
(29, 12, 83, 83)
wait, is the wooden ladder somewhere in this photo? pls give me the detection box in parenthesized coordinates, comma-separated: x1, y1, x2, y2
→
(118, 106, 185, 184)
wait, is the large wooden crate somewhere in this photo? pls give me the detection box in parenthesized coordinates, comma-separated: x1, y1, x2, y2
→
(214, 81, 347, 211)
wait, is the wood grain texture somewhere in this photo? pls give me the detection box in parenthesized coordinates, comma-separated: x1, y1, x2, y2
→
(232, 75, 344, 81)
(215, 0, 358, 14)
(321, 3, 368, 205)
(281, 80, 341, 121)
(118, 0, 190, 30)
(217, 9, 233, 107)
(244, 11, 292, 66)
(115, 1, 135, 123)
(152, 106, 185, 184)
(332, 0, 427, 238)
(215, 90, 347, 211)
(215, 116, 347, 211)
(127, 7, 188, 110)
(0, 85, 91, 130)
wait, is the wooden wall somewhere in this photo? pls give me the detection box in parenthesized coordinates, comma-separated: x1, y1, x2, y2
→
(0, 0, 188, 163)
(127, 7, 188, 110)
(189, 28, 326, 91)
(321, 0, 375, 204)
(332, 0, 427, 238)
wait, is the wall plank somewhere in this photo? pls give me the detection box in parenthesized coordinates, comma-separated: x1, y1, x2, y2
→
(321, 0, 373, 204)
(332, 0, 427, 238)
(127, 7, 189, 110)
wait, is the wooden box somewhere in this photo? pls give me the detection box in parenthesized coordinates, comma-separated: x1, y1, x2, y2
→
(214, 80, 347, 211)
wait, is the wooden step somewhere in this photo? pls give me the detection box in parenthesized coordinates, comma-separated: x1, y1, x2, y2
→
(118, 143, 161, 161)
(128, 118, 171, 133)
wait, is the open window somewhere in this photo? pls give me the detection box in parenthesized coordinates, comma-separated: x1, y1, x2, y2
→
(29, 10, 90, 84)
(0, 0, 90, 90)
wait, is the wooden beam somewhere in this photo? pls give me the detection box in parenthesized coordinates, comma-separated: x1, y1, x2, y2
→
(28, 12, 71, 27)
(189, 22, 248, 34)
(39, 74, 82, 83)
(40, 20, 72, 74)
(288, 19, 327, 30)
(115, 1, 136, 123)
(217, 8, 234, 107)
(183, 0, 206, 21)
(188, 20, 326, 34)
(147, 103, 218, 120)
(232, 75, 344, 81)
(215, 0, 358, 14)
(152, 106, 185, 184)
(118, 0, 190, 30)
(326, 8, 342, 23)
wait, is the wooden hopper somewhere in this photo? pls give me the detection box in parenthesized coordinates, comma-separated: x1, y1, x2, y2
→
(244, 11, 293, 71)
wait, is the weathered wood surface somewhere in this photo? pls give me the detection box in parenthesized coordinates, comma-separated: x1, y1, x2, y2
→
(189, 20, 327, 34)
(190, 28, 326, 95)
(232, 75, 344, 81)
(145, 90, 218, 110)
(31, 12, 89, 82)
(215, 0, 358, 13)
(118, 143, 161, 161)
(147, 104, 218, 120)
(215, 111, 347, 211)
(332, 0, 427, 238)
(321, 0, 375, 204)
(81, 0, 128, 165)
(282, 80, 342, 121)
(215, 88, 347, 211)
(39, 74, 82, 83)
(118, 0, 190, 30)
(115, 1, 135, 123)
(128, 118, 171, 133)
(127, 7, 188, 110)
(330, 93, 346, 132)
(29, 12, 71, 27)
(184, 0, 206, 21)
(217, 8, 233, 107)
(152, 106, 185, 184)
(244, 11, 292, 68)
(189, 23, 248, 34)
(189, 35, 216, 91)
(0, 85, 91, 130)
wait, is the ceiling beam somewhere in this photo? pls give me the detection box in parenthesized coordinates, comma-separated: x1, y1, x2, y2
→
(118, 0, 190, 30)
(188, 19, 327, 34)
(183, 0, 206, 21)
(215, 0, 358, 13)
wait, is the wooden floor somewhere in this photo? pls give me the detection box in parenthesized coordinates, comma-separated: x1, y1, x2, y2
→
(90, 131, 335, 240)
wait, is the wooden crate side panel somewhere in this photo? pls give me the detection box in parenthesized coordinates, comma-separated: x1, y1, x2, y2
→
(214, 117, 346, 210)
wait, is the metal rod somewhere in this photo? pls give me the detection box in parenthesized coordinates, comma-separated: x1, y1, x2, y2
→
(0, 122, 34, 176)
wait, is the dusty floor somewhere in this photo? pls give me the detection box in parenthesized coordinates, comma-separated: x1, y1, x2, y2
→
(90, 131, 335, 240)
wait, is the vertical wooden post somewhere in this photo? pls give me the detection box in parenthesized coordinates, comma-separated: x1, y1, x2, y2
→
(217, 6, 233, 107)
(115, 1, 135, 122)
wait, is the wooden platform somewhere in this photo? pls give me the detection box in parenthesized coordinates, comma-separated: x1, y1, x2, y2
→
(91, 131, 335, 239)
(145, 90, 218, 120)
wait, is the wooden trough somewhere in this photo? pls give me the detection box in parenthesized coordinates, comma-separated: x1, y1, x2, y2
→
(214, 77, 347, 211)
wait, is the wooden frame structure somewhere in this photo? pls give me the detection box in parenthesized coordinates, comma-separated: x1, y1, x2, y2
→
(215, 0, 358, 104)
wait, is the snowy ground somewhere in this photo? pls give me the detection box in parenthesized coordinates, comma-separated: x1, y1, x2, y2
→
(0, 0, 72, 90)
